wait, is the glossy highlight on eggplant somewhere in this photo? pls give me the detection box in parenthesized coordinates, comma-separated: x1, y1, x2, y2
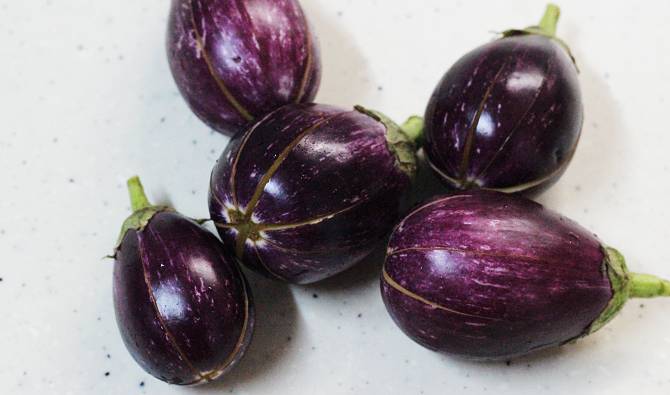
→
(113, 177, 253, 385)
(424, 4, 583, 195)
(167, 0, 321, 136)
(209, 103, 420, 284)
(381, 191, 670, 360)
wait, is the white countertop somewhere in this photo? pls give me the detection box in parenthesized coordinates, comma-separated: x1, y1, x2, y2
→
(1, 0, 670, 394)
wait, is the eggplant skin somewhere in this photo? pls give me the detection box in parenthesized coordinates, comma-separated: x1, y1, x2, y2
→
(113, 212, 254, 385)
(209, 103, 412, 284)
(167, 0, 321, 136)
(381, 191, 611, 360)
(424, 34, 583, 195)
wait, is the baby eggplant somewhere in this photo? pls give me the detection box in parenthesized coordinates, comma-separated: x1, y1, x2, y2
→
(209, 103, 421, 284)
(113, 177, 253, 385)
(167, 0, 321, 136)
(381, 191, 670, 360)
(424, 4, 582, 195)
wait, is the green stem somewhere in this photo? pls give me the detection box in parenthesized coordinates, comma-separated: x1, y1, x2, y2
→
(401, 116, 425, 146)
(127, 176, 152, 212)
(629, 273, 670, 298)
(538, 4, 560, 37)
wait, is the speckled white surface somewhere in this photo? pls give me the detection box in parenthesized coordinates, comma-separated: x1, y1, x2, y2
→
(1, 0, 670, 394)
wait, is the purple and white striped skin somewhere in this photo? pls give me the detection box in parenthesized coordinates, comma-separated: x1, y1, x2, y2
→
(209, 103, 417, 284)
(167, 0, 321, 136)
(382, 191, 613, 360)
(424, 5, 583, 195)
(113, 178, 253, 385)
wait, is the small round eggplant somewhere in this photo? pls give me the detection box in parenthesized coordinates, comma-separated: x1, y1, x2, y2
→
(424, 4, 582, 195)
(381, 191, 670, 360)
(209, 103, 421, 284)
(167, 0, 321, 136)
(113, 177, 253, 385)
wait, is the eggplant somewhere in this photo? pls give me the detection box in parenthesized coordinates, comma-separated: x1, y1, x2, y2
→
(381, 191, 670, 360)
(113, 177, 253, 385)
(424, 4, 582, 195)
(167, 0, 321, 136)
(209, 103, 422, 284)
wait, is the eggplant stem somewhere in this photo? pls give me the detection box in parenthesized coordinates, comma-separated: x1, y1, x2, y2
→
(629, 273, 670, 298)
(127, 176, 152, 212)
(538, 4, 560, 37)
(401, 116, 425, 146)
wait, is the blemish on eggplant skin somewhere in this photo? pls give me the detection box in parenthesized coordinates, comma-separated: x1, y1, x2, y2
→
(312, 293, 319, 299)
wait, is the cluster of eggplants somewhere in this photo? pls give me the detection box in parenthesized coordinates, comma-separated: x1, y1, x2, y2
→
(381, 191, 670, 360)
(113, 177, 253, 385)
(167, 0, 321, 136)
(112, 0, 670, 385)
(423, 4, 583, 195)
(208, 103, 419, 284)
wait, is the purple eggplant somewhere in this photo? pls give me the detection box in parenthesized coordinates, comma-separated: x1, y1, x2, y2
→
(381, 191, 670, 360)
(167, 0, 321, 136)
(424, 4, 583, 195)
(113, 177, 253, 385)
(209, 103, 422, 284)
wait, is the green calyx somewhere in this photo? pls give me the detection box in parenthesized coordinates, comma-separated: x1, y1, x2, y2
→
(115, 176, 172, 248)
(588, 247, 630, 334)
(354, 105, 421, 178)
(588, 247, 670, 334)
(501, 3, 578, 70)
